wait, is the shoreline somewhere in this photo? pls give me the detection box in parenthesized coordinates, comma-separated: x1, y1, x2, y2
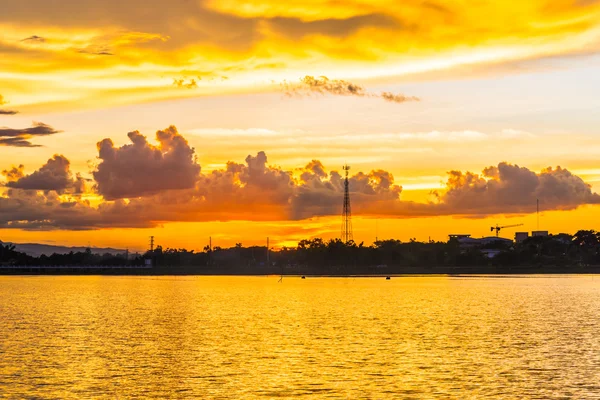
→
(2, 265, 600, 276)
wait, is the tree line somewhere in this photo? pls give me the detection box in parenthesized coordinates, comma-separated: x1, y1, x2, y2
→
(2, 230, 600, 274)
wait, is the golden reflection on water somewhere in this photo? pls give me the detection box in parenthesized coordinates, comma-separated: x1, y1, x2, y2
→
(1, 276, 600, 398)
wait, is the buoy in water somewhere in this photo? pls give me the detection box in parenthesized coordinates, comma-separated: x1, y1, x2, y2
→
(301, 276, 306, 279)
(386, 276, 391, 280)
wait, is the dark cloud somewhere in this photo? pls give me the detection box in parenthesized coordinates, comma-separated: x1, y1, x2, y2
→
(0, 190, 153, 230)
(4, 155, 86, 194)
(21, 35, 46, 43)
(93, 126, 201, 199)
(283, 75, 419, 104)
(0, 137, 42, 147)
(0, 122, 61, 147)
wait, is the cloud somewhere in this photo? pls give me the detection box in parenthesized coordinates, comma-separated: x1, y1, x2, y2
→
(93, 126, 201, 199)
(0, 94, 18, 115)
(283, 75, 366, 97)
(4, 155, 86, 194)
(21, 35, 46, 43)
(173, 78, 198, 89)
(1, 0, 599, 113)
(0, 190, 153, 230)
(266, 14, 398, 40)
(77, 45, 114, 56)
(1, 127, 599, 230)
(0, 140, 407, 229)
(0, 122, 61, 147)
(381, 91, 420, 103)
(291, 161, 403, 219)
(0, 150, 296, 230)
(282, 75, 419, 104)
(2, 165, 24, 181)
(431, 162, 600, 215)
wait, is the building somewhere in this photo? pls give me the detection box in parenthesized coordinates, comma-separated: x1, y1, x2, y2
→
(515, 232, 529, 243)
(449, 234, 472, 240)
(449, 235, 513, 248)
(479, 237, 513, 246)
(449, 235, 481, 248)
(532, 231, 549, 237)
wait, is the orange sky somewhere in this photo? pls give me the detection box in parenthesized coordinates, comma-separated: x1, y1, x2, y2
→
(1, 0, 600, 250)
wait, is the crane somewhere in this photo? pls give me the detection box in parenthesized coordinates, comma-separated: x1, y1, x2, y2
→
(490, 223, 523, 237)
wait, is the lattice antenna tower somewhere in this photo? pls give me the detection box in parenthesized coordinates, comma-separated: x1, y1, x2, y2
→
(149, 236, 154, 252)
(341, 164, 353, 243)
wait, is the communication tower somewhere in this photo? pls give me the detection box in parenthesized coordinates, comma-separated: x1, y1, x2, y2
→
(341, 164, 353, 243)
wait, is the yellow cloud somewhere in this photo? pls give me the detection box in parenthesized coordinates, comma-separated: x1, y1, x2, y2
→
(0, 0, 599, 111)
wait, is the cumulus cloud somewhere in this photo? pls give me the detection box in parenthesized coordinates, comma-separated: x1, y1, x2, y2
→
(291, 162, 403, 219)
(3, 155, 86, 194)
(1, 127, 599, 230)
(0, 190, 153, 230)
(2, 165, 24, 181)
(432, 162, 600, 215)
(93, 126, 201, 199)
(282, 75, 419, 104)
(0, 122, 61, 147)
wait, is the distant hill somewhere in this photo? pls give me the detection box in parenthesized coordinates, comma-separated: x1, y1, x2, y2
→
(0, 241, 128, 257)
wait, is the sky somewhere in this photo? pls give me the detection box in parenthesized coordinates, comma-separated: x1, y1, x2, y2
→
(1, 0, 600, 251)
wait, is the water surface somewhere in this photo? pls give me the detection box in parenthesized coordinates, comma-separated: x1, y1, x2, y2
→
(1, 275, 600, 398)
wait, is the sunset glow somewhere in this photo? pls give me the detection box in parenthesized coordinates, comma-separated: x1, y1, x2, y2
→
(2, 0, 600, 250)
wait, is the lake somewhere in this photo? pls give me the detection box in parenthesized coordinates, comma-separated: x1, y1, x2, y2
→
(1, 275, 599, 398)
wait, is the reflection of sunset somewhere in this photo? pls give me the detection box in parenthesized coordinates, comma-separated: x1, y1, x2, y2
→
(3, 276, 600, 397)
